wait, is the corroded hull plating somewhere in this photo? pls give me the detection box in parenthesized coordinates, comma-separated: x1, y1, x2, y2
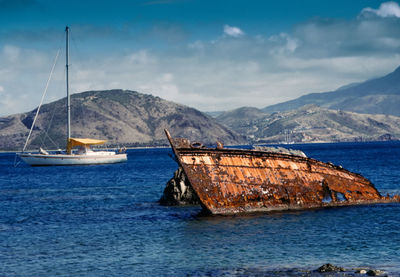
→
(165, 130, 400, 215)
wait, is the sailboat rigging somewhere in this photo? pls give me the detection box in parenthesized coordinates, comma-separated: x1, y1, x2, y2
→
(18, 26, 127, 166)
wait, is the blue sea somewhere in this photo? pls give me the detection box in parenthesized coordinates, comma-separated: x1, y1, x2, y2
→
(1, 142, 400, 276)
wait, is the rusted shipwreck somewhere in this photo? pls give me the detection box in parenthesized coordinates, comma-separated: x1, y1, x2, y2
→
(164, 129, 400, 215)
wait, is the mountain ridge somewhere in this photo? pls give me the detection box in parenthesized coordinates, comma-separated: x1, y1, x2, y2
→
(0, 89, 245, 151)
(262, 65, 400, 116)
(217, 104, 400, 143)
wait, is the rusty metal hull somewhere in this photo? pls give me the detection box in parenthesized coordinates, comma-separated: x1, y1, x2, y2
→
(165, 130, 400, 215)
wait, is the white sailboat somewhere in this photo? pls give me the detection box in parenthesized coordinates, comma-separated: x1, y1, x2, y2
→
(18, 26, 127, 166)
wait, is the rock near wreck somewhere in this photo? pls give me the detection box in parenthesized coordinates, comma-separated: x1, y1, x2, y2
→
(159, 167, 200, 206)
(317, 264, 345, 273)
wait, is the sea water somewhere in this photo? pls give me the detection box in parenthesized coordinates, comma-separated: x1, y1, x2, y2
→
(0, 142, 399, 276)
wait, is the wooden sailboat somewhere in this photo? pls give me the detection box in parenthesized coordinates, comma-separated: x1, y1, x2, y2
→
(18, 26, 127, 166)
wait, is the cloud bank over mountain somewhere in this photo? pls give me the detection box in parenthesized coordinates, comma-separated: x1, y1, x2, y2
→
(1, 1, 400, 116)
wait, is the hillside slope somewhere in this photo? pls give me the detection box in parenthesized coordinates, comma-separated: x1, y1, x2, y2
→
(217, 105, 400, 143)
(263, 66, 400, 116)
(0, 90, 245, 151)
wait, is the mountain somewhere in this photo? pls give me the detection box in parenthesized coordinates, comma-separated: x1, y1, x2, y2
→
(0, 89, 245, 151)
(263, 66, 400, 116)
(217, 105, 400, 143)
(216, 107, 266, 140)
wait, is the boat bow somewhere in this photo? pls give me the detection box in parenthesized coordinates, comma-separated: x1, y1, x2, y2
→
(164, 129, 400, 215)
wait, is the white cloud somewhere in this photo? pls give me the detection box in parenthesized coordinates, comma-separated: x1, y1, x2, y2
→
(0, 45, 61, 116)
(128, 50, 157, 65)
(362, 1, 400, 18)
(223, 25, 244, 37)
(268, 33, 299, 55)
(188, 40, 205, 51)
(3, 45, 20, 62)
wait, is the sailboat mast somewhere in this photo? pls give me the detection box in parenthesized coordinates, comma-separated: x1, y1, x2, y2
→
(66, 26, 71, 141)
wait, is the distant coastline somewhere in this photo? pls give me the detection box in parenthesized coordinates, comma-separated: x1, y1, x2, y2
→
(5, 139, 400, 153)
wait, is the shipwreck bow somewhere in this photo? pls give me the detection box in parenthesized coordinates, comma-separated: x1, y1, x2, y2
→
(164, 129, 400, 215)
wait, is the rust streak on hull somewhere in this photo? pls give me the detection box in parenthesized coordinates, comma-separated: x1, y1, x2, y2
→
(165, 129, 400, 215)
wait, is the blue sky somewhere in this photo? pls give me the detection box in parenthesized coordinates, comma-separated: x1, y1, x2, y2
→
(1, 0, 400, 115)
